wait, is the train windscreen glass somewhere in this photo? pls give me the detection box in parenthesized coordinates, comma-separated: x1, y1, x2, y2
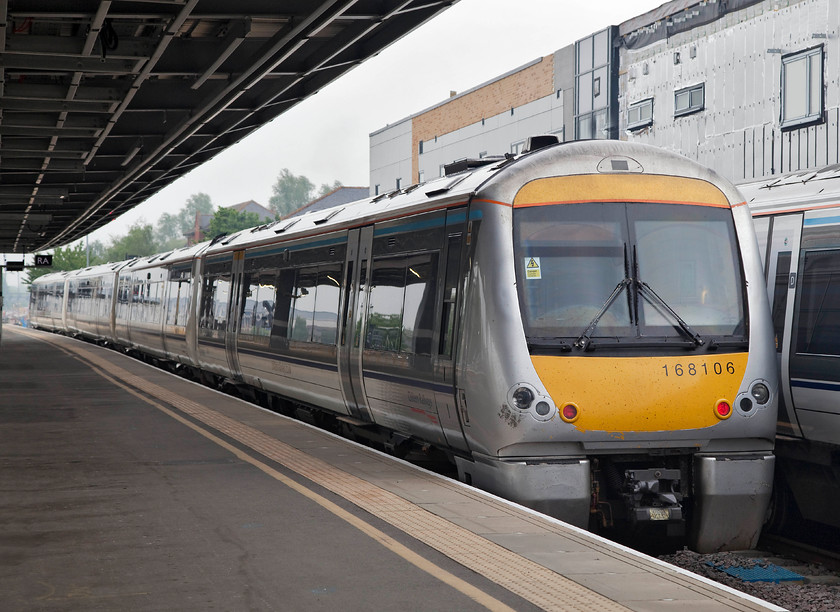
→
(513, 202, 745, 347)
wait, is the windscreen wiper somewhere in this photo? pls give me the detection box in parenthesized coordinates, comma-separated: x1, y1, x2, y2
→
(574, 278, 632, 351)
(635, 280, 705, 347)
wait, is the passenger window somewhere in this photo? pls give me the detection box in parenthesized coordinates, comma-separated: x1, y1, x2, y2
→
(795, 249, 840, 356)
(240, 270, 276, 341)
(366, 253, 438, 354)
(288, 267, 318, 342)
(198, 272, 231, 337)
(313, 265, 341, 345)
(366, 258, 405, 351)
(402, 253, 438, 356)
(771, 252, 791, 352)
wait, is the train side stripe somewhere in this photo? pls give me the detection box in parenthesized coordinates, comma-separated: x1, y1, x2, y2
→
(803, 215, 840, 226)
(791, 378, 840, 391)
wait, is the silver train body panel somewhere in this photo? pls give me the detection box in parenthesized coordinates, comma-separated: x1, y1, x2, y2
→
(30, 140, 778, 551)
(740, 170, 840, 530)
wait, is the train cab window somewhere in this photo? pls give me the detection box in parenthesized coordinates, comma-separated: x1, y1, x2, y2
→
(635, 213, 742, 335)
(515, 206, 632, 337)
(514, 201, 745, 348)
(795, 249, 840, 356)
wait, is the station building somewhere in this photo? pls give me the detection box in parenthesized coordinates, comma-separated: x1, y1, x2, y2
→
(369, 0, 837, 192)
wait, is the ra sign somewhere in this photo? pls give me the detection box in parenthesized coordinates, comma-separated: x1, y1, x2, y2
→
(34, 255, 53, 267)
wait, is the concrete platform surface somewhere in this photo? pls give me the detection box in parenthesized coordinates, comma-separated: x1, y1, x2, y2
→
(0, 326, 784, 612)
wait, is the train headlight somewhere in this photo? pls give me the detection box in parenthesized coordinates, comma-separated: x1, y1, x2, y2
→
(750, 382, 770, 405)
(511, 386, 535, 410)
(535, 401, 551, 416)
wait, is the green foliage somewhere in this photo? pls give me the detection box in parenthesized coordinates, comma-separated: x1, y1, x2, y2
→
(269, 169, 315, 217)
(156, 192, 214, 247)
(103, 222, 161, 262)
(318, 180, 343, 197)
(207, 207, 262, 238)
(24, 240, 106, 284)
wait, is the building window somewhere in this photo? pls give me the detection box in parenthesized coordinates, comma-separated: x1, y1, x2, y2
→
(575, 28, 615, 140)
(418, 170, 424, 183)
(395, 177, 402, 190)
(627, 98, 653, 130)
(374, 184, 380, 195)
(674, 83, 704, 117)
(419, 140, 424, 154)
(781, 46, 823, 129)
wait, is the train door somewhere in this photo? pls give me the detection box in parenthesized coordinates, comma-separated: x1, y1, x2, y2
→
(434, 210, 471, 453)
(764, 213, 804, 437)
(338, 227, 373, 421)
(226, 250, 246, 382)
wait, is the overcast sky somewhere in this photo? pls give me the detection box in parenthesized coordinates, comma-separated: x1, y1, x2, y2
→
(81, 0, 666, 245)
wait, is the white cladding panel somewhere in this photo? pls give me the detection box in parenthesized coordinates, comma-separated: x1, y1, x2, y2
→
(369, 118, 413, 194)
(620, 0, 839, 184)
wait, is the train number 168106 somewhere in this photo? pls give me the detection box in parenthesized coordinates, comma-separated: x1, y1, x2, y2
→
(661, 362, 736, 377)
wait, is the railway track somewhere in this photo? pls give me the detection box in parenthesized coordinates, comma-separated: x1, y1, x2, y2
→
(660, 528, 840, 612)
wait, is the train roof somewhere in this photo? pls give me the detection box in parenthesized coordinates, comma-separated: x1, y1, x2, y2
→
(118, 241, 210, 272)
(739, 165, 840, 215)
(206, 140, 744, 257)
(203, 157, 503, 256)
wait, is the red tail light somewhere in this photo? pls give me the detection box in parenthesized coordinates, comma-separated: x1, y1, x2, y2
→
(715, 400, 732, 419)
(561, 403, 579, 423)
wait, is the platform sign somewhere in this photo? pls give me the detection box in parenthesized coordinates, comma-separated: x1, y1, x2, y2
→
(34, 254, 53, 267)
(5, 261, 25, 271)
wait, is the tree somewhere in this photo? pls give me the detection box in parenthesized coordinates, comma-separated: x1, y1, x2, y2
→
(156, 192, 214, 247)
(103, 222, 160, 262)
(24, 240, 105, 284)
(156, 211, 182, 244)
(318, 180, 343, 197)
(206, 207, 261, 238)
(269, 169, 315, 217)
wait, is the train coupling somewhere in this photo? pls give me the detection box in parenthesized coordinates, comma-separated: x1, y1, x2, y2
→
(624, 468, 683, 523)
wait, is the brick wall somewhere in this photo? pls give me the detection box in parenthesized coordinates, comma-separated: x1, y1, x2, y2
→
(411, 55, 555, 179)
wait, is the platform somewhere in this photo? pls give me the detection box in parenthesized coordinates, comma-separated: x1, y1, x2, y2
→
(0, 326, 784, 611)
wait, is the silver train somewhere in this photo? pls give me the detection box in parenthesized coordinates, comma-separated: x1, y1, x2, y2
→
(30, 140, 778, 552)
(741, 170, 840, 533)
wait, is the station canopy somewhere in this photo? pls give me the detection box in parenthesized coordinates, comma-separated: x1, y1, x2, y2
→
(0, 0, 457, 254)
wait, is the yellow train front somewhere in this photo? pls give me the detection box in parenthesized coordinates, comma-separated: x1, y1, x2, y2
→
(453, 140, 777, 552)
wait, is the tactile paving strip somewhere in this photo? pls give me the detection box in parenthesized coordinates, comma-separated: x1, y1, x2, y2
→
(56, 338, 628, 612)
(21, 328, 780, 612)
